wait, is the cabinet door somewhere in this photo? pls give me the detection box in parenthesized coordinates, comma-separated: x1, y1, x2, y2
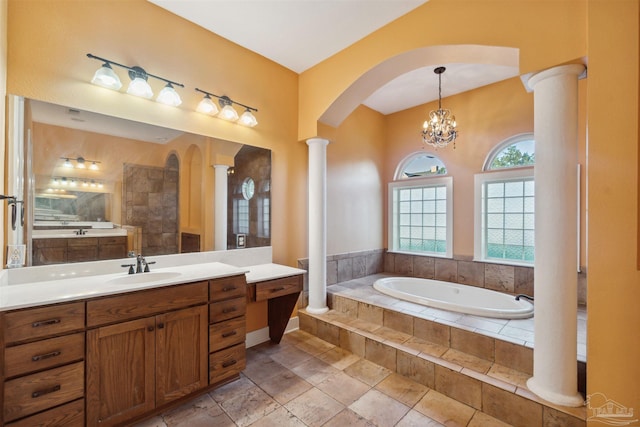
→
(86, 317, 155, 427)
(155, 305, 208, 406)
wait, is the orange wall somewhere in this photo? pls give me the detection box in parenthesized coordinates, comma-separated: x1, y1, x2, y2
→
(586, 0, 639, 419)
(299, 0, 587, 140)
(319, 105, 386, 254)
(5, 0, 304, 334)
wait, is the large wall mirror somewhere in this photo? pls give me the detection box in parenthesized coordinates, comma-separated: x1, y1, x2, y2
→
(7, 97, 271, 266)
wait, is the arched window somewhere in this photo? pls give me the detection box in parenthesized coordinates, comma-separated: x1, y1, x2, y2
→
(475, 134, 535, 265)
(484, 134, 535, 171)
(389, 152, 452, 258)
(395, 153, 447, 180)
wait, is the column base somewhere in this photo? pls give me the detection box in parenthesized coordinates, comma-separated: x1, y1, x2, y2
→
(305, 305, 329, 315)
(527, 377, 584, 407)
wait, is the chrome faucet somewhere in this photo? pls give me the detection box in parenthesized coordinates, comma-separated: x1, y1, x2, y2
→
(135, 254, 156, 273)
(75, 227, 87, 235)
(136, 254, 146, 273)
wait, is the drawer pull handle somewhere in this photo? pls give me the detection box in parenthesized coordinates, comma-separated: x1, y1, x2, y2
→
(222, 286, 237, 292)
(272, 287, 286, 292)
(32, 318, 61, 328)
(222, 359, 237, 368)
(222, 307, 237, 314)
(221, 331, 237, 338)
(32, 384, 61, 398)
(32, 351, 61, 362)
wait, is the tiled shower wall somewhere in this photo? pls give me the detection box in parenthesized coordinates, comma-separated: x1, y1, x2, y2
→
(298, 250, 587, 307)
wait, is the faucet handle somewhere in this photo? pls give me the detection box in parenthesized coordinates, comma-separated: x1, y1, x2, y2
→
(144, 261, 156, 273)
(121, 264, 135, 275)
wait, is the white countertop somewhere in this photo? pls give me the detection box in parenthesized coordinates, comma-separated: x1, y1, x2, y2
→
(0, 252, 306, 311)
(244, 263, 306, 284)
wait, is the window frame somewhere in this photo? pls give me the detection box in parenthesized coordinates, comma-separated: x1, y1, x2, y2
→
(388, 176, 453, 258)
(473, 167, 535, 267)
(483, 133, 535, 171)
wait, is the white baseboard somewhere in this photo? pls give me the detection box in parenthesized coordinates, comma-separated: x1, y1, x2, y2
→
(245, 316, 299, 348)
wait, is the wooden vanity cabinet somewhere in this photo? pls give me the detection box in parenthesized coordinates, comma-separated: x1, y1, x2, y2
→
(208, 275, 247, 386)
(86, 283, 209, 427)
(2, 302, 86, 426)
(32, 236, 127, 265)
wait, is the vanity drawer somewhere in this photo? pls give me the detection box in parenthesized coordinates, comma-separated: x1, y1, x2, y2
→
(66, 237, 98, 247)
(209, 317, 245, 352)
(4, 302, 85, 344)
(209, 343, 246, 385)
(209, 297, 246, 323)
(255, 275, 303, 301)
(4, 332, 85, 378)
(6, 398, 84, 427)
(3, 361, 85, 422)
(209, 275, 246, 302)
(87, 281, 208, 327)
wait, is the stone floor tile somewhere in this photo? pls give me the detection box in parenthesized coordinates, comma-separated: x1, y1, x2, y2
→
(269, 344, 314, 368)
(321, 408, 376, 427)
(349, 388, 411, 426)
(487, 363, 530, 388)
(216, 384, 280, 427)
(316, 346, 361, 370)
(375, 373, 430, 407)
(414, 390, 476, 427)
(284, 388, 345, 427)
(315, 371, 371, 406)
(257, 369, 313, 404)
(441, 348, 493, 374)
(395, 409, 445, 427)
(294, 334, 336, 356)
(242, 355, 291, 385)
(248, 406, 307, 427)
(134, 417, 168, 427)
(467, 410, 513, 427)
(290, 355, 341, 385)
(343, 358, 392, 386)
(403, 336, 448, 357)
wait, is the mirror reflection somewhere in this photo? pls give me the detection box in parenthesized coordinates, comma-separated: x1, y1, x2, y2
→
(24, 99, 271, 265)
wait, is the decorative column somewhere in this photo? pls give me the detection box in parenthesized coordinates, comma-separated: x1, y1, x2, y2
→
(306, 138, 330, 314)
(213, 165, 229, 251)
(526, 64, 585, 407)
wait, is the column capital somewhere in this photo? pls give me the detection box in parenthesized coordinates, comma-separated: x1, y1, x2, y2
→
(213, 164, 230, 171)
(306, 137, 330, 147)
(527, 64, 586, 91)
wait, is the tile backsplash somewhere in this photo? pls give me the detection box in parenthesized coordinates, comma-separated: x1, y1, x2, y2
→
(298, 250, 587, 307)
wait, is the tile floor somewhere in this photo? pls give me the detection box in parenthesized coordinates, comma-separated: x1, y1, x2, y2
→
(327, 274, 587, 362)
(135, 330, 511, 427)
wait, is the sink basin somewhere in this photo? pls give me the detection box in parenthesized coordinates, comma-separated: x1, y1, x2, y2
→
(107, 271, 183, 285)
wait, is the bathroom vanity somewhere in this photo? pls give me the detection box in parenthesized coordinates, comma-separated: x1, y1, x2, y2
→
(0, 250, 304, 426)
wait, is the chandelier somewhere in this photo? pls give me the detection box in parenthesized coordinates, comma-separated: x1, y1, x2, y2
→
(422, 66, 458, 148)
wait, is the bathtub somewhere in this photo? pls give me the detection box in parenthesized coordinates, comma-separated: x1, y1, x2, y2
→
(373, 277, 533, 319)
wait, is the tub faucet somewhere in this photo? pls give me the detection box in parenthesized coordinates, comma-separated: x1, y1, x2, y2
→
(515, 294, 534, 302)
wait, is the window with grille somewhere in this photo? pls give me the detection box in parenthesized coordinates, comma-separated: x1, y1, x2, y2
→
(233, 199, 249, 235)
(388, 176, 453, 257)
(475, 172, 534, 264)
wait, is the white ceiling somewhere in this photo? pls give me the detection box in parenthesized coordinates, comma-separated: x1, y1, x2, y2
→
(148, 0, 520, 115)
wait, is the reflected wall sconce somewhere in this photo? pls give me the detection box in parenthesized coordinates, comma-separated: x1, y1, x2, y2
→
(87, 53, 184, 106)
(50, 177, 104, 189)
(195, 88, 258, 127)
(61, 157, 100, 170)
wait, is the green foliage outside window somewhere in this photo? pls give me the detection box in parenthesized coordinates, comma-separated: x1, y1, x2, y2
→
(490, 145, 535, 169)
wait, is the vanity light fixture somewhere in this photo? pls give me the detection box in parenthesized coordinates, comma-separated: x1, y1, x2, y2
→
(195, 88, 258, 127)
(87, 53, 184, 106)
(60, 156, 100, 170)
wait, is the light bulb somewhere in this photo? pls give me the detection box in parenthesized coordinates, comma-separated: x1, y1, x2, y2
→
(63, 158, 73, 168)
(89, 162, 99, 171)
(127, 77, 153, 99)
(196, 95, 219, 115)
(156, 83, 182, 106)
(218, 104, 239, 121)
(91, 63, 122, 90)
(238, 109, 258, 127)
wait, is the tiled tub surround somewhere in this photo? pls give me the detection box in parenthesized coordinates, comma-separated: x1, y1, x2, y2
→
(298, 250, 587, 306)
(298, 275, 587, 426)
